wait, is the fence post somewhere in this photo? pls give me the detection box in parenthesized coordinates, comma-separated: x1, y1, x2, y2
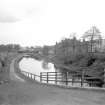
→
(34, 75, 35, 80)
(40, 72, 42, 82)
(81, 70, 84, 87)
(55, 72, 57, 84)
(66, 72, 68, 86)
(31, 74, 32, 79)
(27, 73, 29, 77)
(47, 72, 49, 83)
(30, 73, 31, 78)
(28, 73, 29, 78)
(72, 76, 74, 86)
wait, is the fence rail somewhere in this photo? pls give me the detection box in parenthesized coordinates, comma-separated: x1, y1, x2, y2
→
(21, 71, 40, 81)
(20, 70, 105, 88)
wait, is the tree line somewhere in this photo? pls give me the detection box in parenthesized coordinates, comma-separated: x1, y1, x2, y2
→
(42, 26, 105, 84)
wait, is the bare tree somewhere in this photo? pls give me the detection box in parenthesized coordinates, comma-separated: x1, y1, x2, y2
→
(82, 26, 102, 53)
(69, 33, 77, 53)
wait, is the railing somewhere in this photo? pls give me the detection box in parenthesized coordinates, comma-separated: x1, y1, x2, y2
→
(40, 72, 104, 87)
(20, 71, 40, 81)
(20, 70, 105, 88)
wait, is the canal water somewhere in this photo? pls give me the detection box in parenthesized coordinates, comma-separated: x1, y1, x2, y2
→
(19, 57, 57, 82)
(19, 57, 56, 75)
(19, 57, 89, 87)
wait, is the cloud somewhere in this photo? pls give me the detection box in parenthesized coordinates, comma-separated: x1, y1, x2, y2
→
(0, 7, 39, 23)
(0, 16, 20, 23)
(0, 0, 44, 23)
(26, 8, 38, 15)
(0, 12, 20, 23)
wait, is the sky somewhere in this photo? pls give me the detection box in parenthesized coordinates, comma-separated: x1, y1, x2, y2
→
(0, 0, 105, 47)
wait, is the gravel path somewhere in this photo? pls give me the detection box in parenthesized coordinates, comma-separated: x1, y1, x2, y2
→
(10, 57, 25, 82)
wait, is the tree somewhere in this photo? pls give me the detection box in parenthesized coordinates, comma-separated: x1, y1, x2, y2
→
(42, 45, 49, 56)
(72, 36, 77, 53)
(82, 26, 102, 53)
(69, 33, 77, 53)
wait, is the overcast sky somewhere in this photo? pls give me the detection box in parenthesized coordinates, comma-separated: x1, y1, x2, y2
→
(0, 0, 105, 47)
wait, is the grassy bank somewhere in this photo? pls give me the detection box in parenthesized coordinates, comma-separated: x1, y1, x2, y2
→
(0, 52, 18, 82)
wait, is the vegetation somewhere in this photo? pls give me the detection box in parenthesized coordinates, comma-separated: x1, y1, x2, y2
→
(82, 26, 102, 52)
(0, 44, 20, 82)
(41, 26, 105, 87)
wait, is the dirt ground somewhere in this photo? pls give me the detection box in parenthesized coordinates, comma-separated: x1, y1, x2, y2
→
(0, 55, 105, 105)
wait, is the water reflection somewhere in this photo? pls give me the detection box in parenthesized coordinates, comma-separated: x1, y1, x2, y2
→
(19, 57, 56, 75)
(42, 61, 50, 70)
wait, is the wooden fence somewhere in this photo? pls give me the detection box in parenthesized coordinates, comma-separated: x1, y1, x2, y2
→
(21, 71, 40, 81)
(40, 72, 105, 87)
(20, 70, 105, 88)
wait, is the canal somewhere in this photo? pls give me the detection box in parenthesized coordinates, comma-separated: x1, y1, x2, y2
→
(19, 57, 87, 86)
(19, 57, 56, 75)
